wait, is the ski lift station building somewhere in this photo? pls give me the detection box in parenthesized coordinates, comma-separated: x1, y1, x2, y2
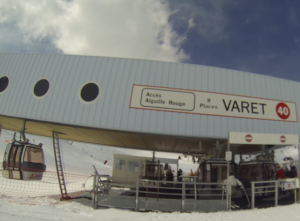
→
(0, 53, 300, 158)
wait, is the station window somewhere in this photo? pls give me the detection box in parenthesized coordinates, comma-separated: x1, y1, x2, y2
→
(80, 82, 99, 102)
(0, 76, 9, 93)
(34, 79, 49, 97)
(23, 147, 44, 164)
(114, 159, 126, 170)
(128, 161, 139, 172)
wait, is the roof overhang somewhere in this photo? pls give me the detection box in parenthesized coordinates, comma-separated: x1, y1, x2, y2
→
(0, 115, 221, 154)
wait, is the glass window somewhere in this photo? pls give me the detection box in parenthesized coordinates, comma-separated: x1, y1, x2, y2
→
(205, 170, 211, 182)
(221, 166, 228, 180)
(23, 147, 44, 164)
(140, 161, 145, 173)
(211, 165, 219, 182)
(239, 165, 251, 179)
(128, 161, 139, 172)
(0, 76, 9, 93)
(114, 159, 126, 170)
(8, 146, 17, 165)
(34, 79, 49, 97)
(266, 164, 275, 180)
(196, 165, 202, 178)
(15, 146, 22, 163)
(80, 83, 99, 102)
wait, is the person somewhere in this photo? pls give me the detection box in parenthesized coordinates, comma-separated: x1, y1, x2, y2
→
(275, 163, 285, 179)
(288, 165, 297, 178)
(223, 172, 244, 209)
(190, 169, 194, 176)
(178, 169, 183, 181)
(166, 169, 174, 181)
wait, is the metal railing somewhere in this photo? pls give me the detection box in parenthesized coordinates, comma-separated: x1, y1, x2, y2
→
(92, 175, 300, 212)
(92, 175, 229, 212)
(250, 178, 299, 209)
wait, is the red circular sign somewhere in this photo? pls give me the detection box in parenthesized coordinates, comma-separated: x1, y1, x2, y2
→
(288, 183, 291, 188)
(245, 134, 252, 142)
(276, 103, 290, 120)
(280, 135, 286, 143)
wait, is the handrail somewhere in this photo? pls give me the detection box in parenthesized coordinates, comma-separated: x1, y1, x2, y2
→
(250, 179, 299, 209)
(92, 174, 229, 212)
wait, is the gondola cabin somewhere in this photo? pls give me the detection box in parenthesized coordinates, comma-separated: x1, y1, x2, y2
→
(2, 139, 46, 180)
(196, 159, 238, 183)
(194, 159, 242, 198)
(237, 159, 275, 196)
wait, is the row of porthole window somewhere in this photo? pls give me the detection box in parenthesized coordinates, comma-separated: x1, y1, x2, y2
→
(0, 76, 100, 103)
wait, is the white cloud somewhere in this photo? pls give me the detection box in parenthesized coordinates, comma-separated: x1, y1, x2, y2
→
(0, 0, 188, 62)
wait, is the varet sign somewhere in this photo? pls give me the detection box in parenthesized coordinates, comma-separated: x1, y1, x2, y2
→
(130, 85, 298, 122)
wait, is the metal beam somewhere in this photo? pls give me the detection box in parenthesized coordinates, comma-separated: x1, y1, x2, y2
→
(105, 131, 126, 147)
(138, 134, 149, 149)
(172, 138, 180, 151)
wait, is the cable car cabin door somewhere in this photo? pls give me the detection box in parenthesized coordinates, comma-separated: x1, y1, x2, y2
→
(2, 143, 23, 179)
(20, 145, 46, 180)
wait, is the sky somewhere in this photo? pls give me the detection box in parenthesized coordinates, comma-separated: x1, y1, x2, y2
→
(1, 0, 300, 82)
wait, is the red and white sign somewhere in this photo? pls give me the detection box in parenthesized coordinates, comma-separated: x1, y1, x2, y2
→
(276, 103, 290, 120)
(280, 135, 286, 143)
(281, 181, 295, 190)
(130, 85, 298, 122)
(229, 132, 299, 145)
(245, 134, 253, 142)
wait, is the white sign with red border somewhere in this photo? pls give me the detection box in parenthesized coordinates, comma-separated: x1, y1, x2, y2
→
(280, 181, 295, 190)
(130, 85, 298, 122)
(229, 132, 299, 145)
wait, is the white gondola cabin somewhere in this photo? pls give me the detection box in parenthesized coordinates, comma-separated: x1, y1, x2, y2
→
(2, 139, 46, 180)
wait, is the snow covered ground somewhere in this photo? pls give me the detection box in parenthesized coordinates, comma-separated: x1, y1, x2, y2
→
(1, 129, 300, 220)
(1, 198, 300, 221)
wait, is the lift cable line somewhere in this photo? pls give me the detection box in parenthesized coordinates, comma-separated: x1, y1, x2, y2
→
(52, 131, 70, 200)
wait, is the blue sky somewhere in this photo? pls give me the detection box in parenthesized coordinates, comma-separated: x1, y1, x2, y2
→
(1, 0, 300, 82)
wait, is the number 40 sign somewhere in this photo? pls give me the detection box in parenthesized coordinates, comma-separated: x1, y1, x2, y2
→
(276, 103, 290, 120)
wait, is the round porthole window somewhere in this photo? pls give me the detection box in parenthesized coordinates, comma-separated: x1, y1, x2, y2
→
(80, 82, 100, 103)
(0, 76, 9, 93)
(33, 79, 50, 97)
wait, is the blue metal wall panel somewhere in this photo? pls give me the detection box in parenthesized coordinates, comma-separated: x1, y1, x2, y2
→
(72, 57, 91, 125)
(42, 55, 65, 121)
(152, 62, 165, 134)
(105, 58, 124, 128)
(1, 53, 300, 140)
(80, 56, 97, 126)
(162, 63, 172, 134)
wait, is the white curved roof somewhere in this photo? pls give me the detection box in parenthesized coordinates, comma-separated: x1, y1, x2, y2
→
(0, 53, 299, 153)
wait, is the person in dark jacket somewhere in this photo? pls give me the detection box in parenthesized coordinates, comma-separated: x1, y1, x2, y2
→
(166, 169, 174, 181)
(177, 169, 183, 181)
